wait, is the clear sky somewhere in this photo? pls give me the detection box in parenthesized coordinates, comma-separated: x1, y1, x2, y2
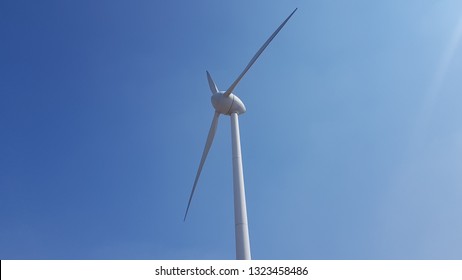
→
(1, 0, 462, 260)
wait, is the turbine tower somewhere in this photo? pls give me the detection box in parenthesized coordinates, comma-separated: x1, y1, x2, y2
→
(184, 8, 297, 260)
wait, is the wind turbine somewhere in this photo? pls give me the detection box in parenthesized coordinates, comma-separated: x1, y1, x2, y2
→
(184, 8, 297, 260)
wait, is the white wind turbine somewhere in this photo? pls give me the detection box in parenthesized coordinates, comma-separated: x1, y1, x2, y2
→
(184, 8, 297, 260)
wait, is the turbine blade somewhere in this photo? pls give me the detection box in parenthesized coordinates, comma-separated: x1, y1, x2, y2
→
(224, 8, 297, 97)
(206, 71, 219, 94)
(184, 111, 220, 221)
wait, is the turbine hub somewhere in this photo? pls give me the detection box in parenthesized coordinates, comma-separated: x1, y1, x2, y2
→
(211, 92, 246, 115)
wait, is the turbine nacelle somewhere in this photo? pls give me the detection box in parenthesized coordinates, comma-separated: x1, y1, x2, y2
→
(211, 92, 246, 115)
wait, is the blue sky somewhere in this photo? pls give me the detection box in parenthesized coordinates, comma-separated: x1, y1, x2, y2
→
(1, 0, 462, 260)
